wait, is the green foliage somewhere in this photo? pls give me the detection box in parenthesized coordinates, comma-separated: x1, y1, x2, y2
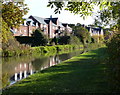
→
(69, 35, 82, 45)
(2, 73, 10, 88)
(58, 36, 70, 45)
(106, 33, 120, 91)
(32, 45, 83, 56)
(1, 19, 32, 57)
(47, 2, 111, 19)
(1, 1, 31, 57)
(86, 43, 105, 51)
(32, 29, 48, 46)
(104, 30, 111, 40)
(107, 34, 120, 62)
(3, 48, 114, 93)
(52, 35, 81, 45)
(74, 26, 91, 44)
(95, 2, 120, 29)
(2, 2, 29, 28)
(47, 2, 119, 30)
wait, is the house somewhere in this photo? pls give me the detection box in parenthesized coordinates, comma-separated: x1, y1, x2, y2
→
(11, 15, 73, 38)
(62, 23, 73, 34)
(85, 26, 103, 36)
(29, 15, 49, 37)
(12, 18, 37, 36)
(87, 27, 103, 36)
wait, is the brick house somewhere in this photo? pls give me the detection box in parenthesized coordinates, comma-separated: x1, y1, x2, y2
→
(12, 18, 37, 36)
(11, 15, 73, 38)
(29, 15, 49, 37)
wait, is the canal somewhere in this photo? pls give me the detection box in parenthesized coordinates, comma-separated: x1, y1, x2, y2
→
(2, 49, 84, 88)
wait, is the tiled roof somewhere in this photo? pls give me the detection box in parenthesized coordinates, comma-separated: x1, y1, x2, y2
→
(52, 23, 57, 26)
(26, 18, 34, 22)
(23, 18, 34, 22)
(58, 21, 64, 27)
(32, 16, 47, 24)
(46, 17, 58, 25)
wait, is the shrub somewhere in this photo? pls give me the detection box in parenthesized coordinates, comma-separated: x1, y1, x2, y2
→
(32, 29, 48, 46)
(69, 35, 81, 45)
(106, 33, 120, 91)
(58, 36, 70, 45)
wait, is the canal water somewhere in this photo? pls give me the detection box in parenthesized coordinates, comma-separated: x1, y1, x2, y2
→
(2, 50, 84, 88)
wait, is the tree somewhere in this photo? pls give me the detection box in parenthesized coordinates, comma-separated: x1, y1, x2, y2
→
(32, 29, 48, 46)
(2, 1, 29, 28)
(74, 26, 91, 44)
(47, 2, 111, 19)
(1, 17, 19, 50)
(47, 2, 120, 29)
(1, 1, 30, 56)
(94, 2, 120, 31)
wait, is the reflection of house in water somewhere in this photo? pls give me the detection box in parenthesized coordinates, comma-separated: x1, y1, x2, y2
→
(49, 55, 60, 67)
(10, 55, 61, 84)
(10, 62, 34, 82)
(40, 55, 61, 70)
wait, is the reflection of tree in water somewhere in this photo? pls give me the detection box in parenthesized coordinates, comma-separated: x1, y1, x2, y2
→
(31, 57, 49, 71)
(2, 73, 10, 89)
(59, 50, 83, 61)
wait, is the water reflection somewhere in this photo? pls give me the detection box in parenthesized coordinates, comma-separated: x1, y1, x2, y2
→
(10, 62, 34, 84)
(2, 50, 83, 88)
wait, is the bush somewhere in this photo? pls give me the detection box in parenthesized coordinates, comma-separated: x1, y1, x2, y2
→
(52, 35, 82, 45)
(58, 36, 70, 45)
(106, 33, 120, 91)
(32, 45, 83, 56)
(32, 29, 48, 46)
(69, 35, 81, 45)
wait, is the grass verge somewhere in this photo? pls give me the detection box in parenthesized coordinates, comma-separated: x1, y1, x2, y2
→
(3, 47, 114, 94)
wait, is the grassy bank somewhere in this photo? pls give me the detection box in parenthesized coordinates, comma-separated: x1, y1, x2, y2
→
(32, 45, 83, 55)
(2, 45, 83, 57)
(3, 47, 116, 94)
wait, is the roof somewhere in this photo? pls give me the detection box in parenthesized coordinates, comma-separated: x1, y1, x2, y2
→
(26, 19, 34, 22)
(62, 23, 68, 27)
(46, 17, 58, 25)
(23, 18, 34, 22)
(58, 21, 64, 27)
(30, 16, 47, 25)
(92, 27, 102, 31)
(52, 23, 57, 27)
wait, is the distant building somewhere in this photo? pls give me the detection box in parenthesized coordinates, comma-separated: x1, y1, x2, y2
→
(86, 27, 104, 36)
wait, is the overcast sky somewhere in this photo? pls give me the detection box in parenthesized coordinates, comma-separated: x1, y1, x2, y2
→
(24, 0, 97, 25)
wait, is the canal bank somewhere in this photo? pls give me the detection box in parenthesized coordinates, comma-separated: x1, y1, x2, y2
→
(3, 47, 115, 94)
(2, 45, 83, 57)
(2, 49, 84, 89)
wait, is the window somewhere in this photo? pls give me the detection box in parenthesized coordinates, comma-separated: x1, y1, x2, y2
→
(24, 30, 26, 33)
(41, 24, 43, 28)
(53, 26, 55, 30)
(20, 30, 22, 33)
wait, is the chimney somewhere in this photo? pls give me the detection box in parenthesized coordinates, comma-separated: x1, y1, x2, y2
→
(50, 15, 52, 19)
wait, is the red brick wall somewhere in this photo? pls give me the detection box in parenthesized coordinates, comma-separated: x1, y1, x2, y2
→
(13, 25, 38, 36)
(13, 25, 28, 36)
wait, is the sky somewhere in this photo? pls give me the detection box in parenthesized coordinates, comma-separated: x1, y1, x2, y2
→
(24, 0, 97, 25)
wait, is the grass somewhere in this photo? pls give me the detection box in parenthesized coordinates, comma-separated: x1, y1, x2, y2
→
(3, 47, 113, 94)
